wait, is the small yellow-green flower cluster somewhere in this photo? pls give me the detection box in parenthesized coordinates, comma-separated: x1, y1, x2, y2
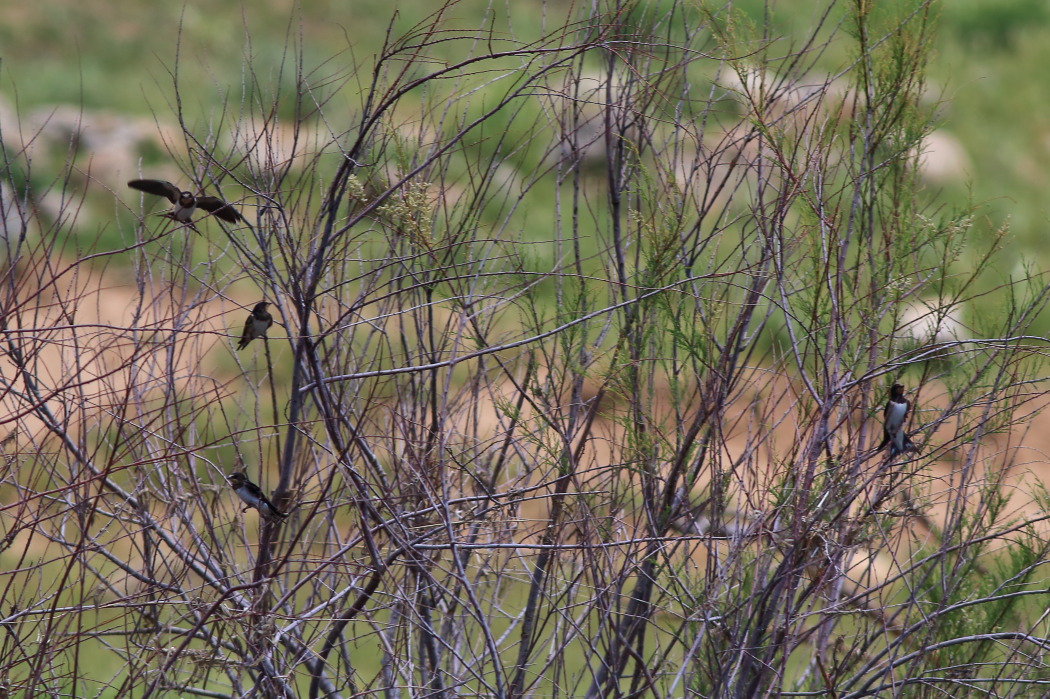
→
(378, 179, 433, 249)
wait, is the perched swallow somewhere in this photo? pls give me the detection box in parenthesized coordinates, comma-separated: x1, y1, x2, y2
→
(237, 302, 273, 350)
(877, 383, 917, 458)
(228, 472, 286, 519)
(128, 179, 242, 223)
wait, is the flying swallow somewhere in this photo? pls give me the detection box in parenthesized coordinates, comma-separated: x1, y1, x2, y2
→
(877, 383, 917, 458)
(128, 179, 242, 223)
(228, 472, 286, 519)
(237, 301, 273, 350)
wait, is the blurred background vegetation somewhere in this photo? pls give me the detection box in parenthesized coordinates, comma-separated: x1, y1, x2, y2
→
(3, 0, 1050, 285)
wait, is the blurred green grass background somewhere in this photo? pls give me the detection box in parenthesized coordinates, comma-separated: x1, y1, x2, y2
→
(3, 0, 1047, 261)
(2, 0, 1046, 245)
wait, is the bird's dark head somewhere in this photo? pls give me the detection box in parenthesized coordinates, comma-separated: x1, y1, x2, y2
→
(228, 472, 246, 487)
(890, 383, 905, 398)
(178, 192, 194, 203)
(252, 301, 270, 313)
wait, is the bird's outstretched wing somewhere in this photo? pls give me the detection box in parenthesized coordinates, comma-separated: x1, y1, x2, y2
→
(196, 195, 242, 222)
(128, 179, 181, 204)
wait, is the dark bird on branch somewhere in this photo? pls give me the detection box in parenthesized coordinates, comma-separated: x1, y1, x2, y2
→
(237, 301, 273, 350)
(877, 383, 918, 458)
(228, 472, 286, 519)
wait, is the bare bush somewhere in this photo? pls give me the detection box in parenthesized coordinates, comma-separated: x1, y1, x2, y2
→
(2, 1, 1050, 697)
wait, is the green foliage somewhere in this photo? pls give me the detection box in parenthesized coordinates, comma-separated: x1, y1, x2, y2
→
(941, 0, 1050, 48)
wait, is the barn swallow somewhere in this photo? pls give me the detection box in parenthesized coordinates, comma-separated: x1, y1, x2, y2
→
(237, 302, 273, 350)
(128, 179, 242, 223)
(876, 383, 917, 458)
(228, 472, 286, 519)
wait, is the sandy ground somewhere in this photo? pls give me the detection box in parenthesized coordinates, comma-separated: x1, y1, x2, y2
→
(2, 257, 1048, 595)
